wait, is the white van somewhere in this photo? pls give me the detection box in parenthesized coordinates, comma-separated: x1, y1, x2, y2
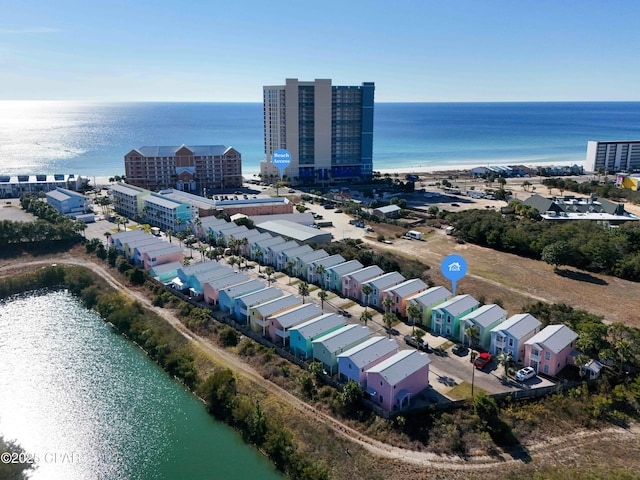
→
(406, 230, 422, 240)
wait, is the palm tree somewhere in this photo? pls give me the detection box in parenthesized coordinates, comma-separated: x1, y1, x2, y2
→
(253, 246, 263, 272)
(315, 264, 326, 287)
(175, 217, 184, 232)
(360, 309, 372, 326)
(406, 302, 421, 336)
(496, 351, 512, 379)
(464, 325, 480, 350)
(265, 266, 275, 285)
(298, 281, 309, 304)
(383, 312, 397, 338)
(198, 244, 207, 262)
(317, 290, 328, 311)
(166, 228, 174, 244)
(470, 350, 478, 397)
(361, 284, 373, 310)
(228, 256, 238, 272)
(285, 260, 295, 285)
(382, 296, 393, 315)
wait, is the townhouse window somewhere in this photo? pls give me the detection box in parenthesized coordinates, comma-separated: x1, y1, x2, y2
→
(544, 351, 551, 361)
(508, 338, 514, 347)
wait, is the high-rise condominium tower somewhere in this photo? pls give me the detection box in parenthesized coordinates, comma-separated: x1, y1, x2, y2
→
(261, 79, 374, 185)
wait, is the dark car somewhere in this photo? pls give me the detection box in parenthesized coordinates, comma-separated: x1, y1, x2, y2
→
(334, 209, 343, 213)
(451, 344, 468, 356)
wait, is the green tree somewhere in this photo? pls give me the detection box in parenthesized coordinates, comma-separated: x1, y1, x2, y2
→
(317, 289, 328, 311)
(199, 369, 237, 419)
(314, 264, 326, 287)
(359, 309, 372, 326)
(464, 325, 480, 349)
(298, 281, 309, 303)
(383, 312, 397, 338)
(406, 302, 421, 335)
(542, 240, 574, 271)
(340, 380, 363, 414)
(265, 266, 276, 286)
(496, 351, 512, 379)
(0, 435, 33, 480)
(285, 260, 295, 285)
(361, 284, 373, 311)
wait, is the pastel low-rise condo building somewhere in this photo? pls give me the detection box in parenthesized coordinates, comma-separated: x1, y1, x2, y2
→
(459, 304, 508, 351)
(490, 313, 542, 363)
(431, 294, 479, 338)
(365, 350, 431, 412)
(337, 336, 399, 387)
(289, 313, 346, 360)
(524, 324, 578, 377)
(406, 286, 452, 330)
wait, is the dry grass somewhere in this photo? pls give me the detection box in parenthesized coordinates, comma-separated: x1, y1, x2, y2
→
(447, 381, 489, 400)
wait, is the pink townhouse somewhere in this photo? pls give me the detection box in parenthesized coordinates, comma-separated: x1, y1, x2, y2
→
(365, 350, 431, 411)
(140, 244, 183, 270)
(267, 303, 323, 344)
(341, 265, 384, 299)
(524, 324, 578, 377)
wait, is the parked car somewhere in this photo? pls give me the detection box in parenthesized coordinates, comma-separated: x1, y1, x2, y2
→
(451, 344, 468, 356)
(288, 189, 295, 193)
(515, 366, 536, 382)
(404, 335, 429, 351)
(334, 209, 343, 213)
(338, 309, 352, 318)
(473, 352, 493, 369)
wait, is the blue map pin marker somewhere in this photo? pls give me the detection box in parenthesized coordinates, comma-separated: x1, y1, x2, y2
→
(441, 254, 467, 295)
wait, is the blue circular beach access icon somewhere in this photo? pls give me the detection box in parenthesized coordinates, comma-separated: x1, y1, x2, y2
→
(441, 254, 468, 295)
(272, 149, 291, 176)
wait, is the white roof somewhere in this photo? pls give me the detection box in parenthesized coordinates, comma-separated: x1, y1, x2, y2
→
(141, 244, 183, 257)
(374, 204, 401, 214)
(257, 219, 330, 242)
(313, 324, 371, 354)
(525, 324, 578, 354)
(269, 303, 323, 329)
(491, 313, 541, 340)
(290, 313, 345, 341)
(338, 336, 398, 370)
(407, 286, 452, 307)
(110, 182, 146, 196)
(149, 261, 182, 275)
(382, 278, 428, 297)
(179, 260, 222, 277)
(366, 350, 431, 386)
(460, 304, 507, 328)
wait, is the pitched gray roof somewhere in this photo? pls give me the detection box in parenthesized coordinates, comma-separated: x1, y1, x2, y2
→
(270, 303, 322, 329)
(435, 294, 479, 317)
(408, 286, 452, 307)
(491, 313, 541, 340)
(236, 287, 283, 308)
(222, 279, 265, 299)
(366, 350, 431, 386)
(290, 313, 345, 341)
(313, 324, 371, 354)
(460, 304, 507, 328)
(252, 294, 301, 317)
(337, 336, 398, 369)
(346, 265, 384, 282)
(366, 272, 406, 290)
(326, 260, 364, 277)
(525, 324, 578, 354)
(383, 278, 428, 298)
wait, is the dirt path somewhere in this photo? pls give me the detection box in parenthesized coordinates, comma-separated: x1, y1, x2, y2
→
(3, 254, 639, 474)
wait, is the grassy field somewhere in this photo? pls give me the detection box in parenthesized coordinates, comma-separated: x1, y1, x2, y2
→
(372, 231, 640, 327)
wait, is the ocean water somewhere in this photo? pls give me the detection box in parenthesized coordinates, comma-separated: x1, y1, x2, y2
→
(1, 101, 639, 178)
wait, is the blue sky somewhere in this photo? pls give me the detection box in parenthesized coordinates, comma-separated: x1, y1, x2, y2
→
(1, 0, 639, 102)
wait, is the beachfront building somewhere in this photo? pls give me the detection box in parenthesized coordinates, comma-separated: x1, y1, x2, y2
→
(267, 303, 323, 345)
(248, 294, 301, 334)
(365, 350, 431, 412)
(380, 278, 429, 317)
(264, 240, 300, 268)
(140, 243, 183, 270)
(0, 174, 88, 198)
(524, 324, 579, 376)
(312, 324, 371, 375)
(342, 265, 384, 300)
(124, 145, 242, 193)
(289, 313, 346, 360)
(337, 336, 398, 387)
(149, 261, 183, 284)
(459, 304, 508, 350)
(585, 140, 640, 174)
(490, 313, 542, 363)
(362, 272, 406, 309)
(406, 286, 452, 330)
(431, 295, 479, 338)
(522, 194, 639, 223)
(261, 79, 375, 184)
